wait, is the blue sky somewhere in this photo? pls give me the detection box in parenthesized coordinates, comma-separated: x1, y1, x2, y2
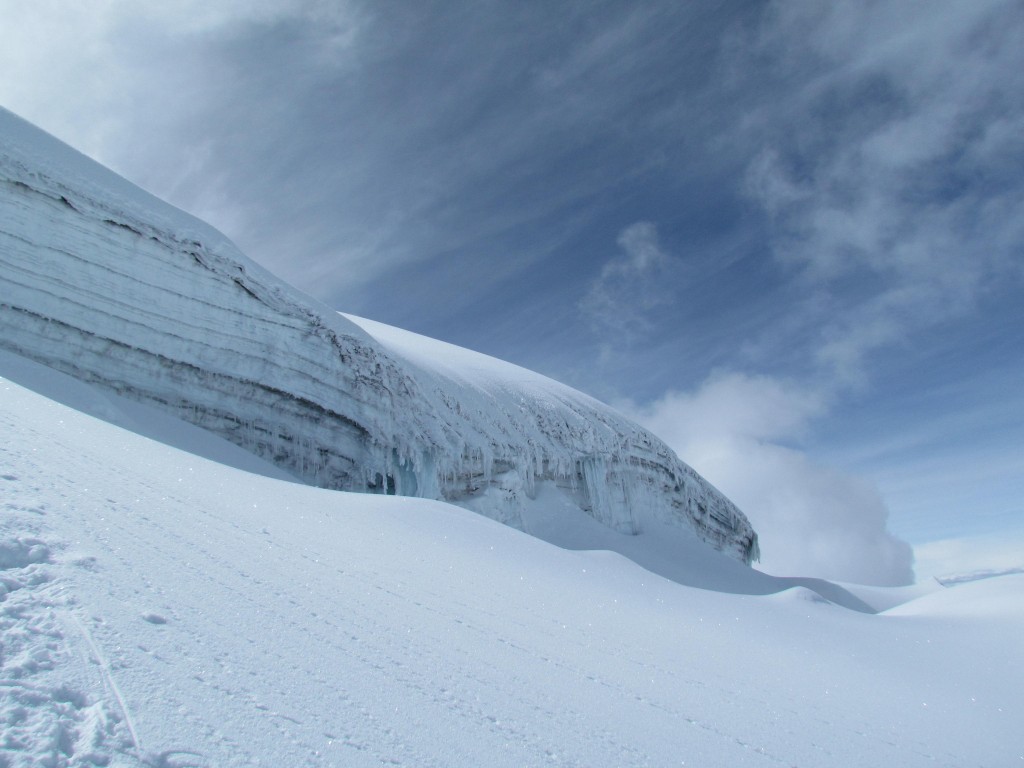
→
(2, 0, 1022, 583)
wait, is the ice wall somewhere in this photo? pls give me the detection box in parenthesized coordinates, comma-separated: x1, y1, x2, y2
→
(0, 108, 758, 564)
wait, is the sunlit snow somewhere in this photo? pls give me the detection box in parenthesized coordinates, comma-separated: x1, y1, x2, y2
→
(2, 347, 1022, 767)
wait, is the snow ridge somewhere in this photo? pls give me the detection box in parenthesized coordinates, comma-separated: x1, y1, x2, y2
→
(0, 108, 757, 564)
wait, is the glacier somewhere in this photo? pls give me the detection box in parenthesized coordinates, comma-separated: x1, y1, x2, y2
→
(0, 106, 757, 564)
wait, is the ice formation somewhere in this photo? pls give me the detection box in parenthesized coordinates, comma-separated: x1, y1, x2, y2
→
(0, 107, 758, 563)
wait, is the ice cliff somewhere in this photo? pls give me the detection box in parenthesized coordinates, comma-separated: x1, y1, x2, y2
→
(0, 107, 758, 564)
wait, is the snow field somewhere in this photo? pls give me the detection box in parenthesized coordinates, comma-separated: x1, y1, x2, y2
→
(1, 355, 1021, 767)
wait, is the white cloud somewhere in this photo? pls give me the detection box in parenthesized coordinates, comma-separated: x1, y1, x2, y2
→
(614, 222, 670, 275)
(579, 222, 675, 360)
(623, 373, 914, 586)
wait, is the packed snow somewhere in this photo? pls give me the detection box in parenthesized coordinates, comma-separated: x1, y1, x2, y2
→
(0, 106, 755, 563)
(2, 350, 1022, 767)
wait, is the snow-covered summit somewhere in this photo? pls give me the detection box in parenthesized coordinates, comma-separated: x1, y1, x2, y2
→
(0, 107, 757, 563)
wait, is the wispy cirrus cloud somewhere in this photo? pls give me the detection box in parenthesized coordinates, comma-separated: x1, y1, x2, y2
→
(739, 0, 1024, 386)
(0, 2, 751, 329)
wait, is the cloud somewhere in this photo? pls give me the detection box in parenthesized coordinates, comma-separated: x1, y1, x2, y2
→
(737, 0, 1024, 385)
(623, 373, 914, 586)
(579, 222, 676, 359)
(587, 223, 916, 584)
(585, 224, 918, 584)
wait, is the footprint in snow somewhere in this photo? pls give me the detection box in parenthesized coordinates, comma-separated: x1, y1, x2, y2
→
(142, 612, 168, 625)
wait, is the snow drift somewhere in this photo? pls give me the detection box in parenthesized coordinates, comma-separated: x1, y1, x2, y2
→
(0, 107, 757, 563)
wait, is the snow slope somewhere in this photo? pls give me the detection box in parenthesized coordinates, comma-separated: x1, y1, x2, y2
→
(2, 347, 1022, 767)
(0, 107, 756, 564)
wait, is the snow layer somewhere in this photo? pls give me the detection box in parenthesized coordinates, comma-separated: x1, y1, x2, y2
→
(0, 107, 756, 563)
(2, 351, 1021, 767)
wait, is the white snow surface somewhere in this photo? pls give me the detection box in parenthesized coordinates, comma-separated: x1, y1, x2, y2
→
(0, 106, 756, 564)
(2, 345, 1022, 767)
